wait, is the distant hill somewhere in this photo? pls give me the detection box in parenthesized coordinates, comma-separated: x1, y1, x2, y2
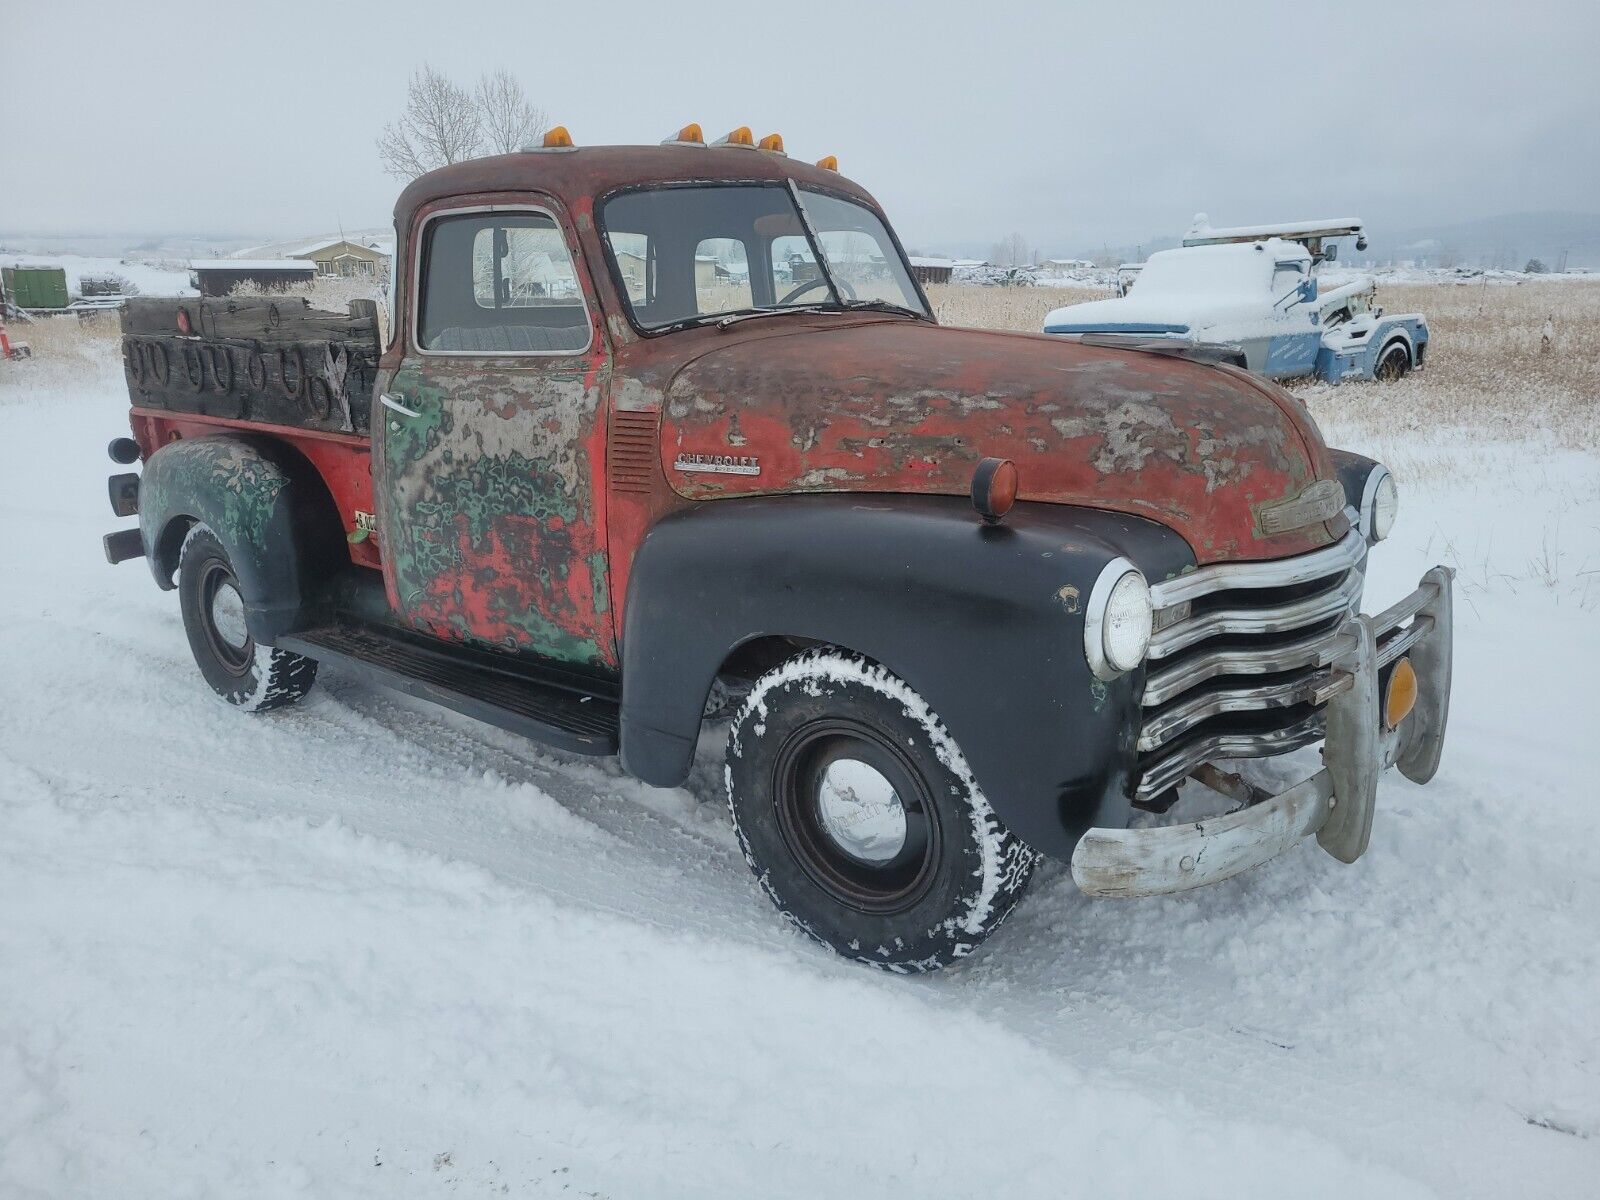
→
(1353, 212, 1600, 271)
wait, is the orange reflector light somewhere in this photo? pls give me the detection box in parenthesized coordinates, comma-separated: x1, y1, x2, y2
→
(758, 132, 785, 153)
(666, 122, 704, 145)
(718, 126, 754, 146)
(543, 125, 574, 148)
(1385, 656, 1419, 729)
(815, 154, 839, 171)
(971, 458, 1018, 524)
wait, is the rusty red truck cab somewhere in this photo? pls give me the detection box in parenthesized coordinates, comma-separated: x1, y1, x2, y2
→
(105, 129, 1453, 970)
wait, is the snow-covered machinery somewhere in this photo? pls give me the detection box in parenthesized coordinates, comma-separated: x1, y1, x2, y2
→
(1044, 216, 1428, 384)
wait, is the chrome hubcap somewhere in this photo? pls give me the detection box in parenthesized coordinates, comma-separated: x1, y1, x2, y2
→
(815, 758, 908, 863)
(210, 582, 249, 650)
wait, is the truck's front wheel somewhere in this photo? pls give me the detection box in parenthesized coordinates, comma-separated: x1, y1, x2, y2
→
(726, 650, 1035, 971)
(177, 524, 317, 712)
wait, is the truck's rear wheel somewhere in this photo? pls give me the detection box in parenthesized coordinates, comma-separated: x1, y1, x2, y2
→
(1375, 341, 1411, 381)
(177, 524, 317, 712)
(726, 650, 1036, 972)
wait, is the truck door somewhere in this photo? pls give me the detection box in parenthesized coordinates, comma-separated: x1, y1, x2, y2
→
(374, 202, 616, 670)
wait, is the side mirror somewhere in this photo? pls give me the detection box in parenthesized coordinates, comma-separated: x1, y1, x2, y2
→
(1323, 244, 1339, 263)
(1297, 278, 1319, 304)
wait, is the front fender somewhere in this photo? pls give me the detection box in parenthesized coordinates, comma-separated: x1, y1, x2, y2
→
(138, 435, 312, 643)
(619, 493, 1194, 860)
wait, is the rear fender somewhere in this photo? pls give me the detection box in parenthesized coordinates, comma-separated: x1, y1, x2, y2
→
(138, 434, 333, 643)
(619, 493, 1194, 859)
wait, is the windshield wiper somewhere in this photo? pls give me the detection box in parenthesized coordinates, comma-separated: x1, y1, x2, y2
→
(835, 299, 928, 320)
(715, 305, 833, 330)
(652, 300, 928, 335)
(715, 301, 927, 331)
(649, 313, 732, 335)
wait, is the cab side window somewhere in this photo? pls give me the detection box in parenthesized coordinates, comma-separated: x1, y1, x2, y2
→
(417, 211, 590, 354)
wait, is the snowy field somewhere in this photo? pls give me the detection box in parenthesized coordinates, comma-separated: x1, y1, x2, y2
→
(1, 253, 195, 300)
(2, 287, 1597, 1197)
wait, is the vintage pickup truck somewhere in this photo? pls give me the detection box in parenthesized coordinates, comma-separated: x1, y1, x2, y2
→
(102, 126, 1453, 971)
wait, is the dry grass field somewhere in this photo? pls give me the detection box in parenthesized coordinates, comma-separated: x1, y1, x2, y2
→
(925, 282, 1112, 332)
(0, 310, 123, 392)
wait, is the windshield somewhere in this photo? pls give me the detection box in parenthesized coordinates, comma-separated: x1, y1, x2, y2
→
(599, 183, 927, 331)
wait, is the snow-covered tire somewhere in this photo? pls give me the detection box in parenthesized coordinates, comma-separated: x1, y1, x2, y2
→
(177, 524, 317, 712)
(726, 649, 1036, 972)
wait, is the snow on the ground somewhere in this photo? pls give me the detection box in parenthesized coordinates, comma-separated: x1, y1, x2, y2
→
(2, 253, 195, 298)
(1, 343, 1597, 1198)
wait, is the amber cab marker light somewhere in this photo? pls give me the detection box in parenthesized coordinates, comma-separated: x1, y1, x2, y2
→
(542, 125, 574, 149)
(663, 122, 704, 145)
(717, 126, 755, 147)
(815, 154, 839, 171)
(1385, 656, 1419, 729)
(758, 132, 786, 154)
(971, 457, 1019, 524)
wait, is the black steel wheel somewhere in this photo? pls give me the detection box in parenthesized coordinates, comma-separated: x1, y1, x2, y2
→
(176, 524, 317, 711)
(726, 649, 1036, 972)
(771, 716, 942, 915)
(1375, 341, 1411, 382)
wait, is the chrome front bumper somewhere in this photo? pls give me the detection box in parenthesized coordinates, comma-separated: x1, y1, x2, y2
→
(1071, 566, 1454, 898)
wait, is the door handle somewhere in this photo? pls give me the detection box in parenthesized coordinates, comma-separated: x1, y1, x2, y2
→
(381, 392, 421, 418)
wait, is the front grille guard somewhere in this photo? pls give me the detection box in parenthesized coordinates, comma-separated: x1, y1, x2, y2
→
(1135, 529, 1369, 804)
(1071, 565, 1454, 897)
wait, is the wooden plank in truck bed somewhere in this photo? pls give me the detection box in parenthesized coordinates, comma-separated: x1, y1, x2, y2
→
(120, 296, 381, 437)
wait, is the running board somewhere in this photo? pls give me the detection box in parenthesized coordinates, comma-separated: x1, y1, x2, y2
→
(278, 624, 619, 756)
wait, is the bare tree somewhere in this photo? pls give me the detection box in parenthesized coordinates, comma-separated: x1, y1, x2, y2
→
(377, 65, 483, 180)
(476, 69, 548, 155)
(989, 232, 1030, 268)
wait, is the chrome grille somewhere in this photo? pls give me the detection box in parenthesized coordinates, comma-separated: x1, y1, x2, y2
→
(1135, 528, 1366, 804)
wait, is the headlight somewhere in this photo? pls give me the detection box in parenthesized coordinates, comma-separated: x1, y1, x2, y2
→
(1361, 467, 1399, 543)
(1085, 558, 1152, 680)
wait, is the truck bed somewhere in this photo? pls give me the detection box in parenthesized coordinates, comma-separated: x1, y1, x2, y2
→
(120, 296, 381, 438)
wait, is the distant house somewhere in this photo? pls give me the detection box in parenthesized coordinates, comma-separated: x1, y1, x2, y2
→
(298, 238, 389, 278)
(233, 234, 392, 280)
(907, 256, 955, 285)
(189, 259, 315, 297)
(613, 249, 648, 296)
(1045, 258, 1094, 272)
(786, 252, 822, 285)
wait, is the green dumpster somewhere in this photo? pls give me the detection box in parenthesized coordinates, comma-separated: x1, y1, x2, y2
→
(2, 266, 71, 311)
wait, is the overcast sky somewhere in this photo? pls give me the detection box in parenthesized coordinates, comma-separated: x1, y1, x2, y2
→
(6, 1, 1597, 254)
